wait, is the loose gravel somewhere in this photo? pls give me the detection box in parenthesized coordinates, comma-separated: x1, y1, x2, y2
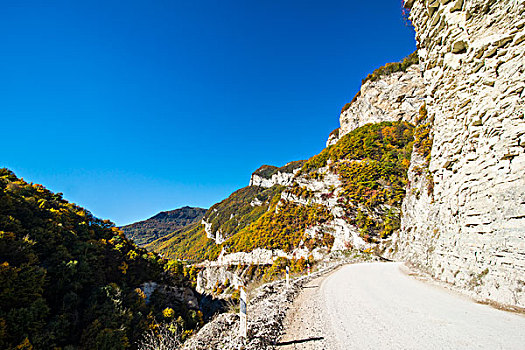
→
(182, 257, 369, 350)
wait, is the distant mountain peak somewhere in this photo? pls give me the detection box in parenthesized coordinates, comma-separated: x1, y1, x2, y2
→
(122, 206, 206, 246)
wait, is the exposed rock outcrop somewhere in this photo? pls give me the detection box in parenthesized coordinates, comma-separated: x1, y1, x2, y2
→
(335, 64, 425, 143)
(249, 162, 304, 188)
(326, 128, 340, 147)
(249, 171, 294, 188)
(396, 0, 525, 308)
(282, 169, 370, 252)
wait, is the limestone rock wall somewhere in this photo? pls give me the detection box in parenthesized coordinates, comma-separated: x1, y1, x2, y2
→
(397, 0, 525, 307)
(196, 265, 243, 294)
(337, 64, 425, 142)
(283, 170, 370, 251)
(249, 170, 296, 188)
(202, 218, 225, 244)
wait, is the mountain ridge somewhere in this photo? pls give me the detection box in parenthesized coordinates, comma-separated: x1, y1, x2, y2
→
(121, 206, 206, 246)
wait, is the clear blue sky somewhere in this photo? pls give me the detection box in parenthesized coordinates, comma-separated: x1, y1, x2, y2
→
(1, 0, 416, 226)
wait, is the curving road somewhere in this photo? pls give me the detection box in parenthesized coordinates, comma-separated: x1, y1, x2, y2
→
(278, 262, 525, 350)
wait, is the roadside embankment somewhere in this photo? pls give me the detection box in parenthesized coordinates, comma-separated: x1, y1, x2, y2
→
(182, 256, 374, 350)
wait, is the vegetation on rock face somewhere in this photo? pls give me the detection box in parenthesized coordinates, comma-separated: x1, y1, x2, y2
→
(301, 121, 415, 239)
(288, 183, 315, 200)
(277, 160, 306, 174)
(150, 181, 334, 262)
(252, 161, 306, 179)
(413, 103, 433, 165)
(150, 121, 415, 259)
(243, 257, 311, 284)
(225, 257, 311, 291)
(204, 185, 285, 241)
(121, 207, 206, 247)
(147, 122, 415, 261)
(148, 185, 285, 263)
(412, 103, 435, 197)
(302, 122, 413, 174)
(362, 51, 419, 85)
(224, 200, 334, 253)
(328, 128, 340, 140)
(0, 169, 201, 350)
(252, 165, 279, 179)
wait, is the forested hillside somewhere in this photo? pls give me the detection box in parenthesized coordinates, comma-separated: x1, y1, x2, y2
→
(299, 121, 414, 240)
(146, 121, 415, 264)
(0, 169, 202, 350)
(121, 207, 206, 246)
(147, 185, 285, 262)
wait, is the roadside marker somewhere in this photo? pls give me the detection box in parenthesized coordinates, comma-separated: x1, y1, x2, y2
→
(286, 266, 290, 287)
(239, 288, 247, 338)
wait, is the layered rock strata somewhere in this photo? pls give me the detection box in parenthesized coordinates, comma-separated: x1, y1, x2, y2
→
(396, 0, 525, 307)
(336, 64, 425, 143)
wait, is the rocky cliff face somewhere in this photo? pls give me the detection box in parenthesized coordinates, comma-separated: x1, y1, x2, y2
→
(249, 171, 295, 188)
(396, 0, 525, 308)
(249, 161, 305, 188)
(282, 169, 368, 252)
(336, 64, 425, 143)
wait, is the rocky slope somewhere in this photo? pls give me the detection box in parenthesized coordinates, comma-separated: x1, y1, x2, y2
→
(249, 161, 305, 188)
(182, 257, 370, 350)
(394, 0, 525, 308)
(336, 62, 425, 143)
(121, 206, 206, 246)
(155, 119, 416, 275)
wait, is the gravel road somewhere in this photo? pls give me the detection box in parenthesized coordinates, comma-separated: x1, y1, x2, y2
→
(278, 262, 525, 350)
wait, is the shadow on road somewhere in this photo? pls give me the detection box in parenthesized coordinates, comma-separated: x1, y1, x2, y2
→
(275, 336, 324, 346)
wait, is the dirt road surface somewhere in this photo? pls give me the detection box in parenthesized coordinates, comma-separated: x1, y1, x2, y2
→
(277, 262, 525, 350)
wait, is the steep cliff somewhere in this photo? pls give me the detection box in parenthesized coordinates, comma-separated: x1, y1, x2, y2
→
(395, 0, 525, 308)
(249, 161, 305, 188)
(337, 61, 425, 142)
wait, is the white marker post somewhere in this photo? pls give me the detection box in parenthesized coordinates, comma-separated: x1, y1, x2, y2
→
(307, 262, 311, 276)
(286, 266, 290, 288)
(239, 288, 247, 338)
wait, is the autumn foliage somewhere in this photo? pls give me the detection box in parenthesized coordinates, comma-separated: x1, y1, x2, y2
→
(301, 121, 415, 239)
(0, 169, 200, 349)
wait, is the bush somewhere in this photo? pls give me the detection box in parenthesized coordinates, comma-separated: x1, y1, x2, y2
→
(362, 51, 419, 85)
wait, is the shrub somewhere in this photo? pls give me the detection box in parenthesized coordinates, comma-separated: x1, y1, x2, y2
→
(253, 165, 278, 179)
(362, 51, 419, 85)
